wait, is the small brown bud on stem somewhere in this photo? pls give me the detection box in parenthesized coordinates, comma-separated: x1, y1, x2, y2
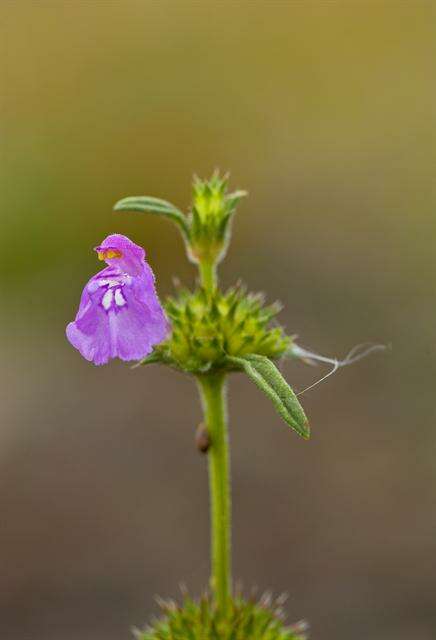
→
(195, 422, 211, 453)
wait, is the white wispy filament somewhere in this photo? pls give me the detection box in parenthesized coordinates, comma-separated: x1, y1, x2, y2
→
(290, 343, 387, 396)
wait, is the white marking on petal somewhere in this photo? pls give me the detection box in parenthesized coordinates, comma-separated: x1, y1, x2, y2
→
(98, 278, 121, 288)
(102, 289, 114, 310)
(114, 289, 126, 307)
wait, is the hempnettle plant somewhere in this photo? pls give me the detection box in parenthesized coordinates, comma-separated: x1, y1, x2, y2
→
(67, 173, 382, 639)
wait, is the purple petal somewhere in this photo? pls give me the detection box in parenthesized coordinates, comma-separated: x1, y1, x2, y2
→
(105, 284, 169, 362)
(66, 237, 169, 365)
(66, 308, 112, 366)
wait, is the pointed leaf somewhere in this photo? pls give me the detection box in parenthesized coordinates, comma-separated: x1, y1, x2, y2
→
(114, 196, 190, 237)
(132, 350, 165, 369)
(227, 353, 309, 438)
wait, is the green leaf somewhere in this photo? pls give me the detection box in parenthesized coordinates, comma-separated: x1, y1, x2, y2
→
(132, 351, 165, 369)
(226, 353, 309, 438)
(114, 196, 190, 237)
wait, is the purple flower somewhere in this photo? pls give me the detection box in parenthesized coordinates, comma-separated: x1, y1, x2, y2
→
(66, 234, 170, 365)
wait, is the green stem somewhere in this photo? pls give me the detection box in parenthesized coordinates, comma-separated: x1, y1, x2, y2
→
(197, 373, 231, 612)
(199, 260, 217, 293)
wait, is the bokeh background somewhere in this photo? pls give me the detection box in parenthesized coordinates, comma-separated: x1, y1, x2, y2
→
(1, 2, 436, 639)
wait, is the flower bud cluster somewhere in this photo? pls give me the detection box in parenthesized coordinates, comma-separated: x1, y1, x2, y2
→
(186, 172, 247, 265)
(135, 592, 308, 640)
(151, 284, 291, 373)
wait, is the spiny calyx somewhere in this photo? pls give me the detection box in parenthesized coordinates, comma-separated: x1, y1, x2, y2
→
(143, 284, 292, 374)
(134, 592, 308, 640)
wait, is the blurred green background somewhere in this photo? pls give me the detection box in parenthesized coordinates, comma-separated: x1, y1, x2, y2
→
(1, 1, 435, 639)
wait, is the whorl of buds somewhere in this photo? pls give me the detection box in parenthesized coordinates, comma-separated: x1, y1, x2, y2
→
(133, 592, 308, 640)
(148, 284, 291, 374)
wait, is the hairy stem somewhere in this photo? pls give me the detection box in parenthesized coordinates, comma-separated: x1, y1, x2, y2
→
(197, 372, 231, 612)
(199, 260, 217, 292)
